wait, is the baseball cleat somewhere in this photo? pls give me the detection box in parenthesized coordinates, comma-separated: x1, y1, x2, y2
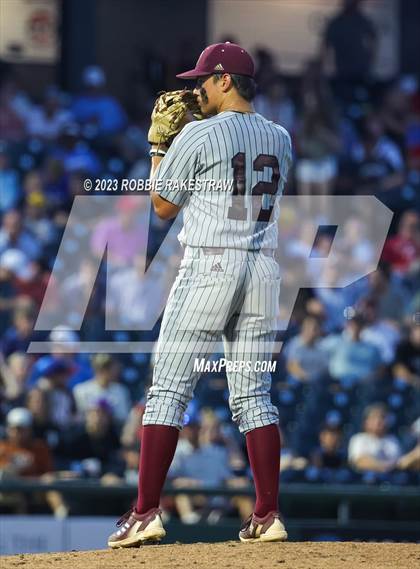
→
(239, 511, 288, 543)
(108, 507, 166, 548)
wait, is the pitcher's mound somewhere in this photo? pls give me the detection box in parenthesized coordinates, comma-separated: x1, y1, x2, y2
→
(2, 541, 419, 569)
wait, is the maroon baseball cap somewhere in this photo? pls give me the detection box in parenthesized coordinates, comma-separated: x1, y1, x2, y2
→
(176, 42, 255, 79)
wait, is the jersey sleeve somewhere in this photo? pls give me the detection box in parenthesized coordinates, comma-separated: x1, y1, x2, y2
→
(284, 131, 293, 180)
(276, 126, 293, 185)
(153, 122, 207, 207)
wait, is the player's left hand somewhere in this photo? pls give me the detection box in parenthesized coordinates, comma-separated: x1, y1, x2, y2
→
(148, 89, 203, 147)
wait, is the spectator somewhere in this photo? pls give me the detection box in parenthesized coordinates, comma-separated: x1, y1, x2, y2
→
(254, 74, 295, 132)
(322, 0, 377, 82)
(336, 217, 375, 279)
(295, 89, 341, 211)
(0, 407, 68, 516)
(380, 79, 413, 152)
(42, 157, 70, 207)
(348, 403, 401, 472)
(0, 407, 53, 476)
(0, 352, 30, 407)
(25, 388, 64, 457)
(90, 195, 148, 268)
(364, 264, 409, 323)
(349, 113, 405, 196)
(8, 258, 52, 309)
(171, 414, 250, 524)
(0, 260, 17, 335)
(313, 260, 364, 332)
(51, 123, 101, 176)
(36, 358, 77, 429)
(284, 315, 329, 381)
(382, 210, 420, 275)
(25, 86, 73, 141)
(310, 424, 347, 469)
(356, 297, 402, 364)
(320, 315, 383, 383)
(23, 190, 58, 251)
(73, 354, 131, 425)
(0, 209, 42, 260)
(0, 250, 36, 303)
(1, 300, 37, 357)
(63, 403, 123, 478)
(71, 66, 127, 137)
(21, 168, 44, 201)
(393, 322, 420, 388)
(28, 327, 93, 390)
(0, 143, 20, 213)
(279, 431, 308, 473)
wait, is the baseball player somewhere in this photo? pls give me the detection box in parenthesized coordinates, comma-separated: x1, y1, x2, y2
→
(108, 42, 292, 547)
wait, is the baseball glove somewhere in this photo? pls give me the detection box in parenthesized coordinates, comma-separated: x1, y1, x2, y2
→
(148, 89, 202, 146)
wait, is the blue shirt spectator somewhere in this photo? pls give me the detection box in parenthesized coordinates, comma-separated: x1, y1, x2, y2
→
(0, 210, 42, 260)
(51, 123, 102, 176)
(0, 301, 37, 358)
(320, 315, 383, 382)
(177, 443, 232, 488)
(28, 353, 93, 391)
(284, 316, 329, 381)
(71, 66, 127, 136)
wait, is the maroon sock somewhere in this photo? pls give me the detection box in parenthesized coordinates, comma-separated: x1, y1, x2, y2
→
(136, 425, 179, 514)
(246, 423, 281, 518)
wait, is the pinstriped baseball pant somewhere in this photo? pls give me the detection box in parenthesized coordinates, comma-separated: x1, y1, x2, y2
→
(142, 246, 280, 434)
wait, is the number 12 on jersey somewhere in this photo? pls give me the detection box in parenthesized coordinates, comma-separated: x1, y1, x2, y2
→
(227, 152, 280, 222)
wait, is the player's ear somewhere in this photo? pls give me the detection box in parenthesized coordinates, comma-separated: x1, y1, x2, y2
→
(220, 73, 232, 92)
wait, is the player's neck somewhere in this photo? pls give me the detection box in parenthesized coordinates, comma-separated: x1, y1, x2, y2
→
(218, 97, 254, 115)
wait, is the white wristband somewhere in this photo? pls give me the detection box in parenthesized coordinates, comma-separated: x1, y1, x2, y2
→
(149, 148, 167, 158)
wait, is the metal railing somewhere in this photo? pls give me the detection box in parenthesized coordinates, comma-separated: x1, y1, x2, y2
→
(1, 480, 419, 541)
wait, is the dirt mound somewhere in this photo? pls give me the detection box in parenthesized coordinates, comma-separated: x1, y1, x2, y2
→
(2, 541, 419, 569)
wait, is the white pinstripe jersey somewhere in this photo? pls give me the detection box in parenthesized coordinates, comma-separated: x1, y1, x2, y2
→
(154, 110, 292, 249)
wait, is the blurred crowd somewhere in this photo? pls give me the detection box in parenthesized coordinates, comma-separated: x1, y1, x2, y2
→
(0, 0, 419, 522)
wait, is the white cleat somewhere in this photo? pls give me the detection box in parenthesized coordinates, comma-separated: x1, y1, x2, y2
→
(108, 508, 166, 548)
(239, 511, 288, 543)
